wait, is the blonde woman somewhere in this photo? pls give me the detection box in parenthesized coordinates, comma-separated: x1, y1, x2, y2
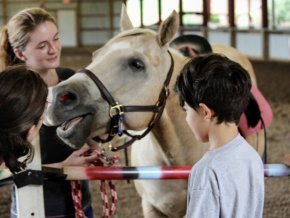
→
(0, 8, 97, 217)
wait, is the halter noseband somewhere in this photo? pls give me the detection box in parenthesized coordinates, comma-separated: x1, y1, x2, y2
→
(78, 51, 174, 151)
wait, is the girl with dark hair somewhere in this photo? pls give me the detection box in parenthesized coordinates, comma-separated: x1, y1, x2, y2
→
(0, 65, 47, 173)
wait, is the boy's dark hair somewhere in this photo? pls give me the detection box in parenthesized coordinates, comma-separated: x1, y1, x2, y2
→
(175, 53, 252, 125)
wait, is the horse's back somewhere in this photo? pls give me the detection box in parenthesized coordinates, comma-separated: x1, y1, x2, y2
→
(212, 44, 265, 157)
(212, 44, 257, 85)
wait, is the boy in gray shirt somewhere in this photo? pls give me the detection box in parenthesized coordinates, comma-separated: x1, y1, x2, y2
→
(174, 54, 264, 218)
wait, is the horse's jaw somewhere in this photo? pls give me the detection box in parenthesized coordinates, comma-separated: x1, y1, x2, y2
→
(56, 113, 95, 149)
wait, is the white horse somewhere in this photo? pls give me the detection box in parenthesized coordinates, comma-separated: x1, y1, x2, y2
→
(46, 5, 264, 218)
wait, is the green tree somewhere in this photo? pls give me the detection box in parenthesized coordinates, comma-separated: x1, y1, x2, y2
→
(275, 0, 290, 24)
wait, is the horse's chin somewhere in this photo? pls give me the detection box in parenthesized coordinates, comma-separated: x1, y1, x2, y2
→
(56, 114, 94, 149)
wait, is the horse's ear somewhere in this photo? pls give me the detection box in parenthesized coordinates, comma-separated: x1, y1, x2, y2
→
(120, 3, 134, 31)
(158, 10, 179, 47)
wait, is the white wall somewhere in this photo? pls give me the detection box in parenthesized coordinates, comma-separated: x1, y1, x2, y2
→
(57, 10, 77, 47)
(269, 34, 290, 60)
(183, 30, 290, 60)
(236, 32, 263, 58)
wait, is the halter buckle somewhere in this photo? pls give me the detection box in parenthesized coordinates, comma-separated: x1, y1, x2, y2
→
(109, 103, 124, 118)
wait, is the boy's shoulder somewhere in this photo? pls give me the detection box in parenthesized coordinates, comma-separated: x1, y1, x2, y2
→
(204, 135, 262, 170)
(192, 135, 263, 173)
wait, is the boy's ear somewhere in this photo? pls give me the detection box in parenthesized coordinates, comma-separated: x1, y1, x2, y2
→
(199, 103, 213, 120)
(13, 49, 27, 61)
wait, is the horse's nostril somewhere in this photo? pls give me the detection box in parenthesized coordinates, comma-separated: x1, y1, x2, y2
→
(58, 91, 77, 104)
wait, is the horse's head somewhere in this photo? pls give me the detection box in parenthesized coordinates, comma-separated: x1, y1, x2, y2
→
(46, 5, 183, 149)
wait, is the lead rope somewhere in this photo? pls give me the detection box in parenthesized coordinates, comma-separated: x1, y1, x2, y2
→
(100, 180, 117, 217)
(71, 147, 119, 218)
(71, 180, 86, 218)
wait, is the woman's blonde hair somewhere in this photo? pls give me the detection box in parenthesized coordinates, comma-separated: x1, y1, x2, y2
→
(0, 7, 56, 71)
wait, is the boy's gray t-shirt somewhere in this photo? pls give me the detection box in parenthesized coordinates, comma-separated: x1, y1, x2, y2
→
(186, 134, 264, 218)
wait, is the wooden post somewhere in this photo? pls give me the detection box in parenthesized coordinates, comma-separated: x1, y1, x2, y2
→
(140, 0, 144, 27)
(76, 0, 81, 47)
(178, 0, 183, 35)
(157, 0, 162, 25)
(261, 0, 269, 60)
(228, 0, 236, 48)
(202, 0, 210, 39)
(15, 135, 45, 218)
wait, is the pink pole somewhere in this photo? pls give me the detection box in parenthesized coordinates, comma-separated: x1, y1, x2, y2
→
(0, 164, 289, 184)
(63, 164, 290, 180)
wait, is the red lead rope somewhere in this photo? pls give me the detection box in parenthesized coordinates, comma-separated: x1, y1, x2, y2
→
(100, 180, 117, 218)
(71, 180, 86, 218)
(71, 148, 119, 218)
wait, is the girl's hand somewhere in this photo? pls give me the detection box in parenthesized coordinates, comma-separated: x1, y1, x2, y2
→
(61, 145, 99, 167)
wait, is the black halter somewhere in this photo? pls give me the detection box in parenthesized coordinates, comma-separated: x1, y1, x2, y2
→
(78, 51, 174, 151)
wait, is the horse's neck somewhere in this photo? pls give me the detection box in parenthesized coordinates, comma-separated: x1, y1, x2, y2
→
(150, 51, 208, 166)
(151, 109, 187, 166)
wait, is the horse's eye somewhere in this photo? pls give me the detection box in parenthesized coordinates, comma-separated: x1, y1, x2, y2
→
(128, 58, 145, 71)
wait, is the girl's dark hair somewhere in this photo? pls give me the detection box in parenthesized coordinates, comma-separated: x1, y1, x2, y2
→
(175, 53, 252, 125)
(0, 65, 48, 173)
